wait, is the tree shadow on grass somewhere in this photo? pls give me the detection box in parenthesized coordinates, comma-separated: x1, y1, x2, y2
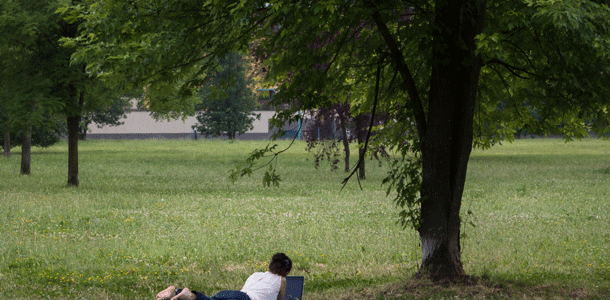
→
(328, 274, 609, 300)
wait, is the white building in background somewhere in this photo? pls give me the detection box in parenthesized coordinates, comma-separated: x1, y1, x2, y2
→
(87, 110, 278, 140)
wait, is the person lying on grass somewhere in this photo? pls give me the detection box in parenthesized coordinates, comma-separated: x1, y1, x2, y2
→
(156, 253, 292, 300)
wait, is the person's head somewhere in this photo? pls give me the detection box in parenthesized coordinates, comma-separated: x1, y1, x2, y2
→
(268, 252, 292, 277)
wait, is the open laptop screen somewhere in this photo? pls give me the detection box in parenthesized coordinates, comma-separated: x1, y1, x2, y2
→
(284, 276, 304, 300)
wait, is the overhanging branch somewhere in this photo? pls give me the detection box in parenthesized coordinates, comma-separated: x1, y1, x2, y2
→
(371, 9, 427, 139)
(485, 58, 535, 80)
(341, 56, 383, 190)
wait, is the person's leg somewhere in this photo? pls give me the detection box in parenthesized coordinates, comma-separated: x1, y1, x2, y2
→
(211, 290, 251, 300)
(191, 290, 213, 300)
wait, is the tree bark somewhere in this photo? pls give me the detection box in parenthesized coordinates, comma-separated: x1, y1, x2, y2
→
(3, 126, 10, 158)
(374, 0, 486, 281)
(67, 114, 80, 186)
(67, 90, 84, 187)
(338, 112, 350, 172)
(416, 0, 486, 280)
(20, 127, 31, 175)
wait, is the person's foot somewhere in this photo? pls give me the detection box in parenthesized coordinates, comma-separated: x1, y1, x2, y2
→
(156, 286, 176, 300)
(171, 288, 197, 300)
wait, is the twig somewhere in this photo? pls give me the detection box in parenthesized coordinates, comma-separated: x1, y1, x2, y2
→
(341, 55, 383, 190)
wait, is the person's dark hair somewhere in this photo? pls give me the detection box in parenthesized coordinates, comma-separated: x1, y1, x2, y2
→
(268, 253, 292, 277)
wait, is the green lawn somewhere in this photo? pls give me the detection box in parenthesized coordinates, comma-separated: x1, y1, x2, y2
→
(0, 138, 608, 299)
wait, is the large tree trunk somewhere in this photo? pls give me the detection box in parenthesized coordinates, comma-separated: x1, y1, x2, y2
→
(338, 112, 350, 172)
(20, 127, 32, 175)
(372, 0, 486, 280)
(416, 0, 486, 280)
(67, 90, 84, 187)
(3, 126, 10, 158)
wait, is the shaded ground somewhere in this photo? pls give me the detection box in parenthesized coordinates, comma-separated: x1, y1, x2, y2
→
(334, 276, 610, 300)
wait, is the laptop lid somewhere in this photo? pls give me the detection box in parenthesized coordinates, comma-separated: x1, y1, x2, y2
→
(284, 276, 304, 300)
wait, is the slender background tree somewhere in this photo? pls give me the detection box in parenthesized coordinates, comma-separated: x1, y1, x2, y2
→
(1, 0, 127, 185)
(193, 52, 261, 139)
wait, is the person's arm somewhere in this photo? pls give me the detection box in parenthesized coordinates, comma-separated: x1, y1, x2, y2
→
(276, 277, 287, 300)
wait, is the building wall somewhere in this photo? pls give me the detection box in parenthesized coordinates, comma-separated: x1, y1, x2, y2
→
(87, 111, 277, 139)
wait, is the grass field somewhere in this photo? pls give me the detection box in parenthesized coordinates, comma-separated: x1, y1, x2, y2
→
(0, 138, 609, 299)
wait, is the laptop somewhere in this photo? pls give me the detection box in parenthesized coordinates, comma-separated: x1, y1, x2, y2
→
(284, 276, 305, 300)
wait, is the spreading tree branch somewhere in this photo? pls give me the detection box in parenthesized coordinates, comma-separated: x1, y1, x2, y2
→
(371, 9, 427, 140)
(485, 58, 534, 80)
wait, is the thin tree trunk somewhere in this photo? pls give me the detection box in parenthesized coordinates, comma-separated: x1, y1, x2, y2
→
(79, 116, 92, 141)
(338, 113, 350, 172)
(79, 124, 87, 140)
(3, 126, 10, 158)
(67, 114, 79, 186)
(20, 127, 31, 175)
(355, 114, 366, 180)
(67, 90, 84, 187)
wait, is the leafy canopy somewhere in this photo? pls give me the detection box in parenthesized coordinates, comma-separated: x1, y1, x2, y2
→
(65, 0, 610, 226)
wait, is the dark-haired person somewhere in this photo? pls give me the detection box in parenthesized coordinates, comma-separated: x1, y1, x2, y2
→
(156, 253, 293, 300)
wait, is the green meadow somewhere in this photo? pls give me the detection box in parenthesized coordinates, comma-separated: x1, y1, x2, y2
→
(0, 138, 609, 299)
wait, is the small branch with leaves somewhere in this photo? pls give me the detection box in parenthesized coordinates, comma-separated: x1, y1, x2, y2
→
(228, 133, 299, 187)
